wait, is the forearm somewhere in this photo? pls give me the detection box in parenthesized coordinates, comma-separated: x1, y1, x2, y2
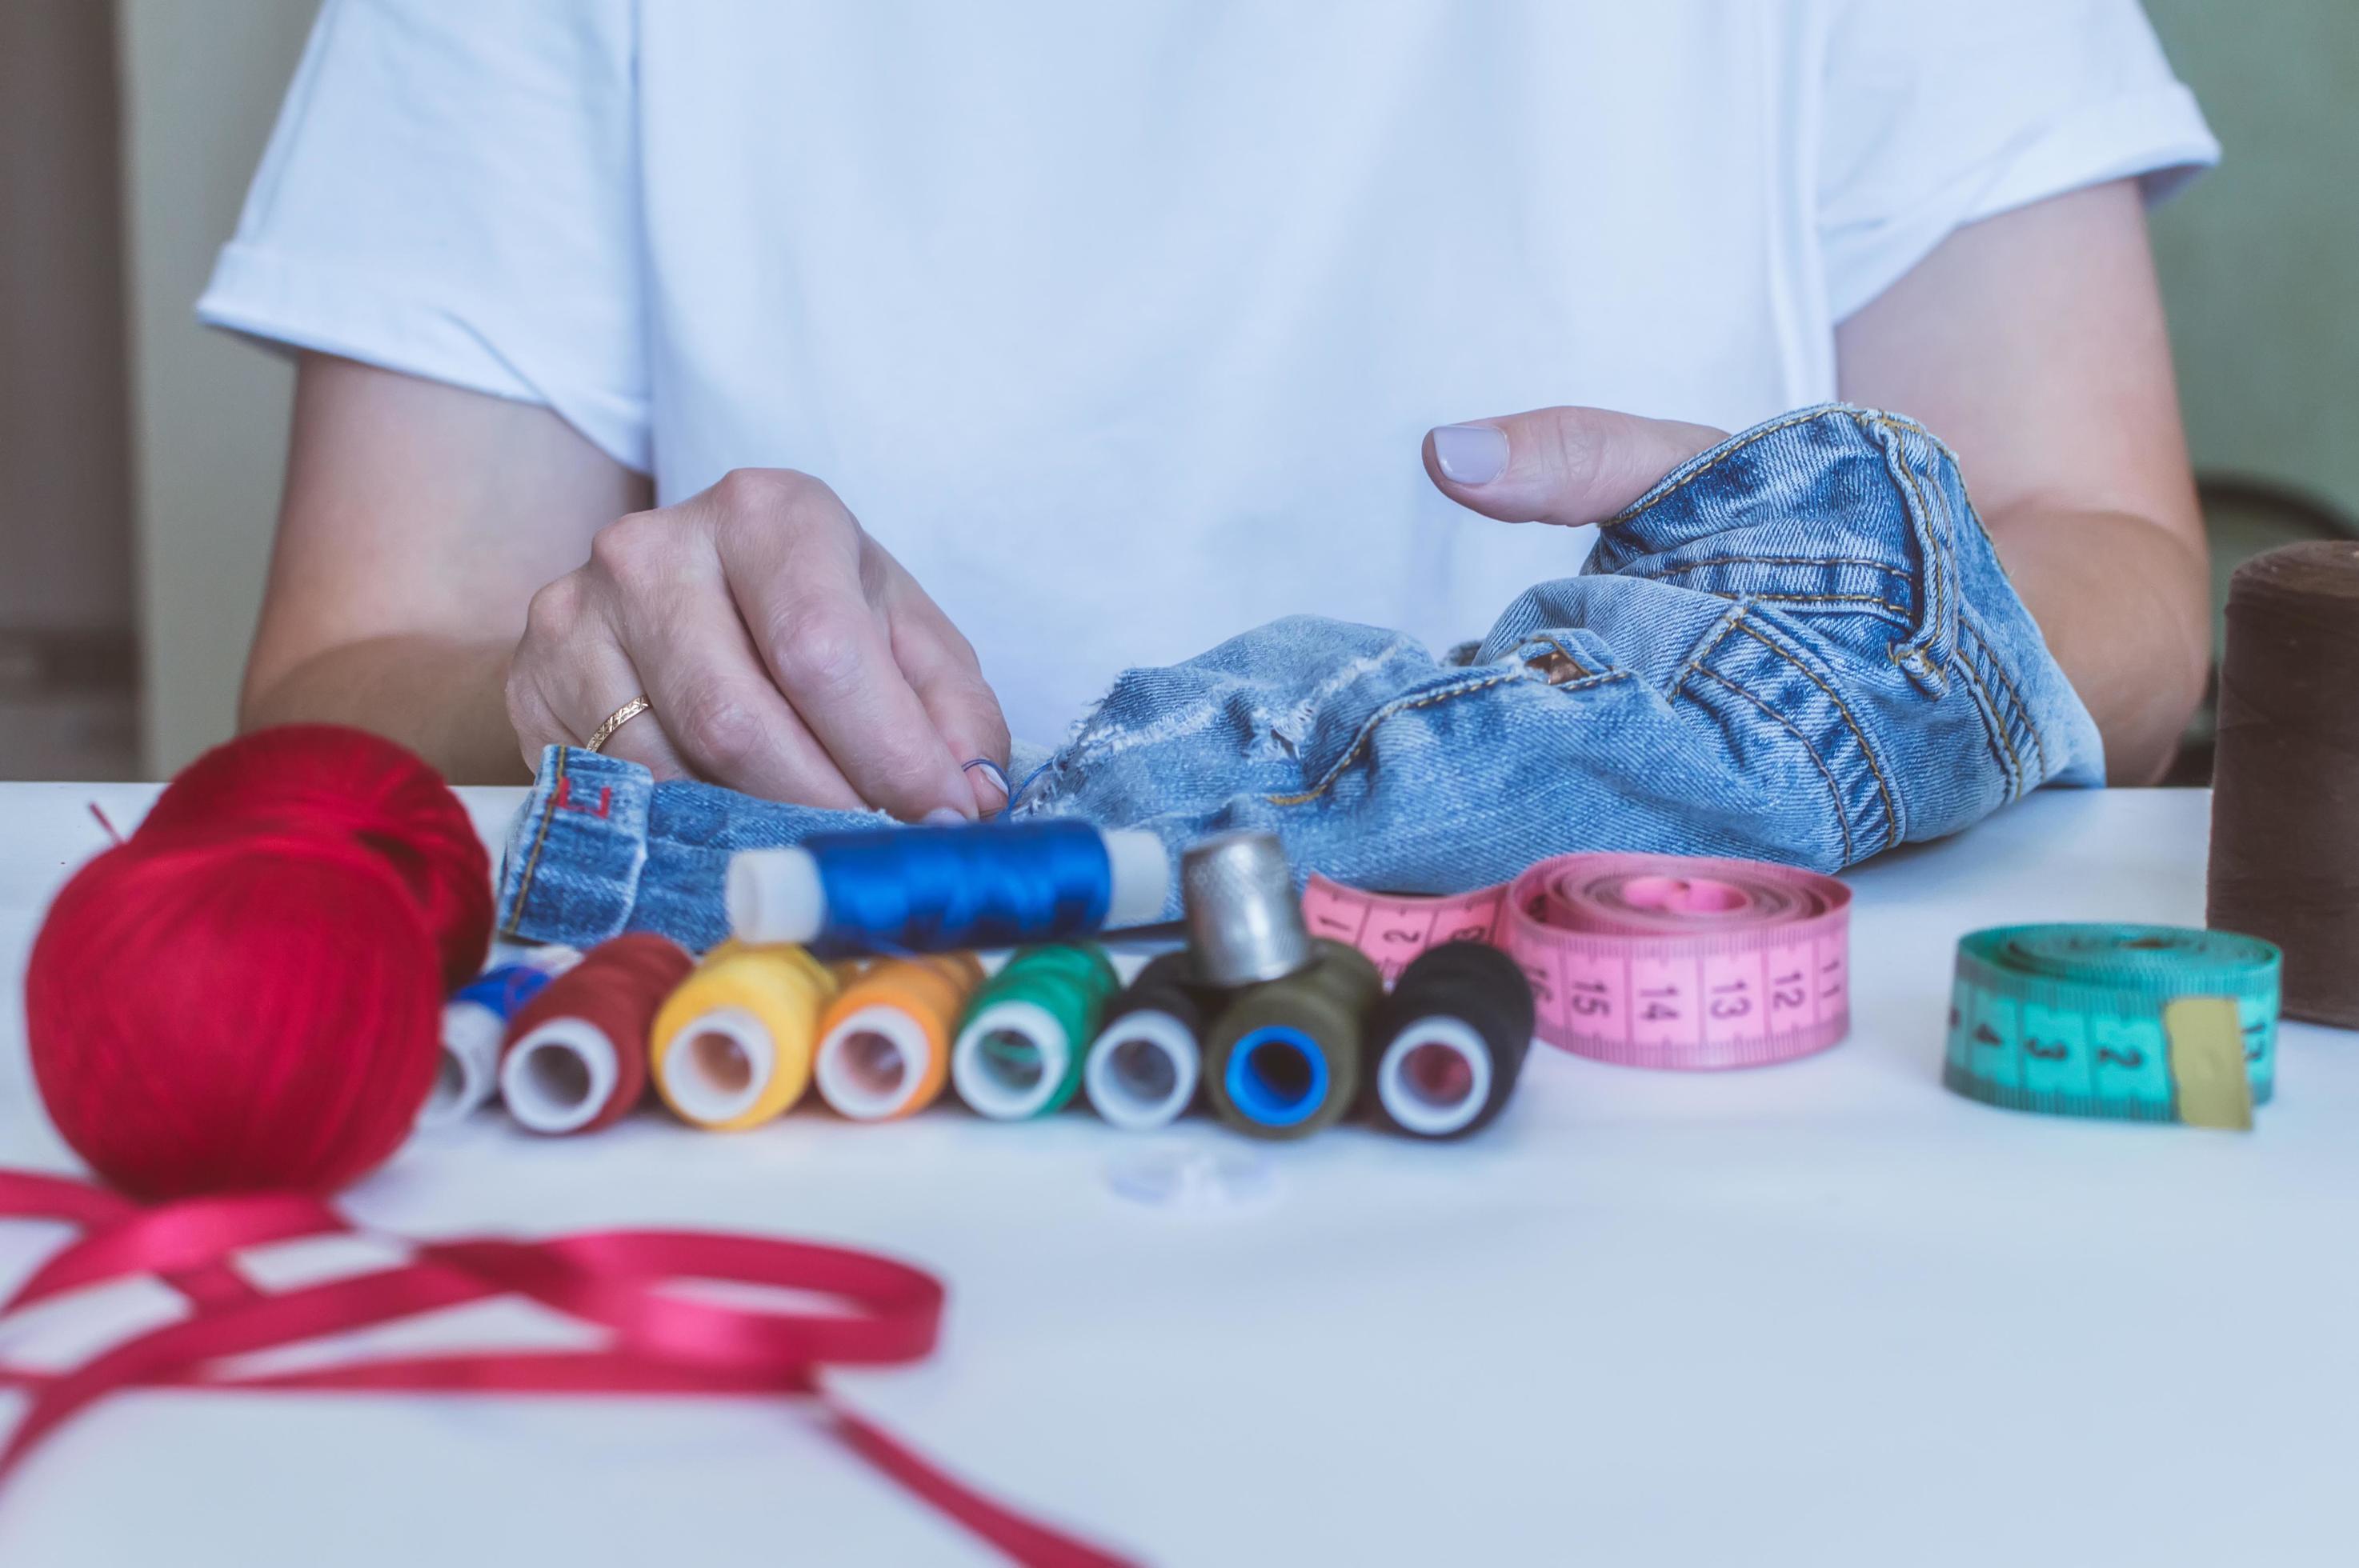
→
(239, 358, 648, 785)
(239, 634, 529, 785)
(1984, 503, 2208, 786)
(1832, 182, 2212, 788)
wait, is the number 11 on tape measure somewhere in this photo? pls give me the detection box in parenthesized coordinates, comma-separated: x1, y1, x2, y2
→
(1944, 926, 2280, 1130)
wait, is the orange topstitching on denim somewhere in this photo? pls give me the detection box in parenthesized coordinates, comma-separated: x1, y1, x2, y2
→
(1735, 620, 1901, 851)
(1692, 664, 1857, 864)
(499, 746, 569, 938)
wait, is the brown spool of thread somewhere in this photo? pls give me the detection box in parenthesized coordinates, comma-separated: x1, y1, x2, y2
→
(2207, 539, 2359, 1028)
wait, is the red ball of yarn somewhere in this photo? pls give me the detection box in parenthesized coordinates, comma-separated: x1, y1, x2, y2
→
(24, 726, 493, 1197)
(139, 724, 492, 990)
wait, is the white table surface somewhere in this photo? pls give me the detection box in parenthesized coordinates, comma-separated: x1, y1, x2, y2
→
(0, 783, 2352, 1567)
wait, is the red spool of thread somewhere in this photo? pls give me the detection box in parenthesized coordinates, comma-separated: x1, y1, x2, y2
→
(24, 726, 491, 1198)
(499, 934, 693, 1135)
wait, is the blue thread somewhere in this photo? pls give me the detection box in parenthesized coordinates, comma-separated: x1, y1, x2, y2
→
(1004, 760, 1055, 814)
(959, 755, 1057, 821)
(963, 755, 1052, 822)
(961, 757, 1013, 804)
(1224, 1025, 1331, 1128)
(804, 818, 1113, 954)
(452, 964, 553, 1015)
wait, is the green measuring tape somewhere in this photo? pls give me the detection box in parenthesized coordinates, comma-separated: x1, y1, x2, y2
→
(1945, 925, 2281, 1129)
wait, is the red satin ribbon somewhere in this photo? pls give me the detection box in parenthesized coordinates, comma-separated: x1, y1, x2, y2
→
(0, 1170, 1131, 1567)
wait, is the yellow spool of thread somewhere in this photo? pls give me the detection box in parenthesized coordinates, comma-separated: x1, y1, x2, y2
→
(650, 942, 839, 1130)
(811, 953, 986, 1121)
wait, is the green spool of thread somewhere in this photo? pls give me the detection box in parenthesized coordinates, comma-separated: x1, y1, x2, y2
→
(1202, 940, 1381, 1141)
(949, 944, 1120, 1120)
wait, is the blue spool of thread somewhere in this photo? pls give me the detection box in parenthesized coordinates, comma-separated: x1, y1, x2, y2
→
(727, 820, 1171, 955)
(459, 964, 558, 1018)
(422, 952, 579, 1127)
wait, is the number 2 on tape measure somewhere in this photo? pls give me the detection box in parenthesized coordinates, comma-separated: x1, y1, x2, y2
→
(1304, 885, 1505, 986)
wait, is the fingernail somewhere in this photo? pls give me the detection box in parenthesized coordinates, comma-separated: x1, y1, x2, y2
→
(1432, 424, 1508, 486)
(923, 806, 967, 826)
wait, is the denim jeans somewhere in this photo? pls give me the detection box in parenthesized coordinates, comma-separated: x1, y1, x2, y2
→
(495, 405, 2101, 954)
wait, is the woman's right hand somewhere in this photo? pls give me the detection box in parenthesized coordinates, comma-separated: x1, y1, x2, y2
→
(505, 467, 1010, 819)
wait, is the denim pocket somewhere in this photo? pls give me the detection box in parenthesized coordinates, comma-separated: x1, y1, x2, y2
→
(1590, 407, 1966, 700)
(1586, 402, 2103, 838)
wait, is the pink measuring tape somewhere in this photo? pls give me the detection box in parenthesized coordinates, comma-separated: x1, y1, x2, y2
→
(1301, 853, 1852, 1070)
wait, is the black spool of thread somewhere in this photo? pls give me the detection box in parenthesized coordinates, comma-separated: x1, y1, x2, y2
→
(1365, 941, 1534, 1139)
(1084, 950, 1214, 1130)
(2208, 540, 2359, 1029)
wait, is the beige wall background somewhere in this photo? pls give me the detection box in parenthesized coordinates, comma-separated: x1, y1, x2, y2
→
(120, 0, 316, 771)
(118, 1, 2359, 772)
(0, 3, 138, 778)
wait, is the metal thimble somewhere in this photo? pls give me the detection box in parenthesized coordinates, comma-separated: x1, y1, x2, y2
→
(1181, 830, 1312, 987)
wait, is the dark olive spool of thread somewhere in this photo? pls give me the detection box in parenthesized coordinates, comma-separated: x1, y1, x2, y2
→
(2207, 540, 2359, 1029)
(1365, 941, 1536, 1139)
(1202, 940, 1380, 1140)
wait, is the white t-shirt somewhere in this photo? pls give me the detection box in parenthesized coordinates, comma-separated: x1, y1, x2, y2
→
(201, 0, 2215, 743)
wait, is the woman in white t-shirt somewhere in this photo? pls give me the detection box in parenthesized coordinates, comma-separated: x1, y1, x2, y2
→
(209, 0, 2219, 811)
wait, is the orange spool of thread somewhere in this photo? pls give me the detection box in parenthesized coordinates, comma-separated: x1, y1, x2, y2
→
(812, 954, 987, 1121)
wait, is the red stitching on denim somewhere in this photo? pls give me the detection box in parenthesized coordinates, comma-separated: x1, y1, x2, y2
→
(554, 778, 613, 819)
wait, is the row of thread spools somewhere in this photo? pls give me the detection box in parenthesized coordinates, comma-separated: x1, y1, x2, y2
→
(432, 831, 1536, 1142)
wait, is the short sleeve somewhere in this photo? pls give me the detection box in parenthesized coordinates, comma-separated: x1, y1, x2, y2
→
(196, 0, 649, 470)
(1816, 0, 2218, 322)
